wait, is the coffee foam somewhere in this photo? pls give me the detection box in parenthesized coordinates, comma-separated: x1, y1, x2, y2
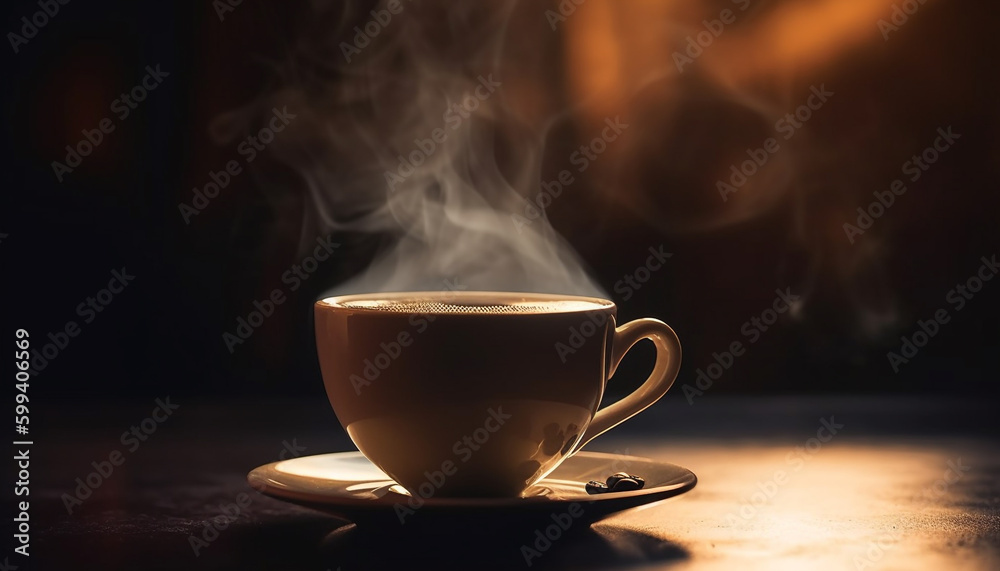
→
(336, 298, 608, 314)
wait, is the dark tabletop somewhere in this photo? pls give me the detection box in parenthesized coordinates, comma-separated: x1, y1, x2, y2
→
(20, 396, 1000, 570)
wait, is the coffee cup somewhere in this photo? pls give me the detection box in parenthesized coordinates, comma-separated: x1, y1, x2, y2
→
(314, 291, 681, 497)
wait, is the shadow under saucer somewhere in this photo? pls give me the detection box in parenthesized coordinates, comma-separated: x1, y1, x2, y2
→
(318, 520, 690, 570)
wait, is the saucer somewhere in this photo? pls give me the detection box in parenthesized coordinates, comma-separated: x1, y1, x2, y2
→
(248, 451, 696, 527)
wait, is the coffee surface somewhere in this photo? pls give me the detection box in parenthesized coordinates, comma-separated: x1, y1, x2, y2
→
(337, 297, 607, 314)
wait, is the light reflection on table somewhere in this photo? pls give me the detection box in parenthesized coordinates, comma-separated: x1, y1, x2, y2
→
(590, 438, 1000, 570)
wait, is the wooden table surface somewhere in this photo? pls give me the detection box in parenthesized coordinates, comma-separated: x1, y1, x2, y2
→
(27, 396, 1000, 570)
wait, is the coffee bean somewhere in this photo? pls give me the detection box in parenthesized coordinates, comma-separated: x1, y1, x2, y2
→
(611, 477, 641, 492)
(606, 472, 630, 487)
(586, 480, 609, 494)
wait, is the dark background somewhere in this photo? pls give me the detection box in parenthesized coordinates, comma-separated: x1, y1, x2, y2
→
(3, 2, 1000, 570)
(3, 0, 998, 406)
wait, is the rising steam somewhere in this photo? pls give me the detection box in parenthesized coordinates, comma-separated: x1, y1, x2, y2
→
(242, 1, 604, 297)
(213, 0, 913, 342)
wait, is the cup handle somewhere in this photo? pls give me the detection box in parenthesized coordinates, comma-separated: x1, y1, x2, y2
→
(570, 318, 682, 454)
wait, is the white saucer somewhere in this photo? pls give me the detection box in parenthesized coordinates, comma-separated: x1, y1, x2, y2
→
(248, 451, 696, 527)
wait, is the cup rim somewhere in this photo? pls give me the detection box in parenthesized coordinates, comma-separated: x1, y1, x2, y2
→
(316, 290, 615, 315)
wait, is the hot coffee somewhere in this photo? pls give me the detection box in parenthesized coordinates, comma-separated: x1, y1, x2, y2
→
(315, 291, 681, 497)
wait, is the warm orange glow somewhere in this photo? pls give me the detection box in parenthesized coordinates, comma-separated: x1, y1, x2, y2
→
(563, 0, 912, 95)
(556, 0, 917, 219)
(563, 0, 912, 117)
(564, 0, 627, 123)
(716, 0, 904, 81)
(593, 439, 995, 570)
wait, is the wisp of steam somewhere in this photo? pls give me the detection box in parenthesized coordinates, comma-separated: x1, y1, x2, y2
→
(233, 1, 604, 298)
